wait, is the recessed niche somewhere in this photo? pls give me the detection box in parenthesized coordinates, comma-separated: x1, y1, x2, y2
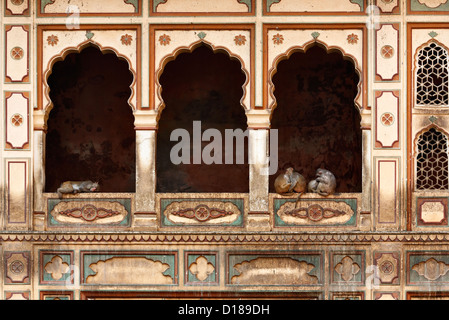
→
(45, 46, 136, 193)
(269, 44, 362, 193)
(157, 45, 249, 193)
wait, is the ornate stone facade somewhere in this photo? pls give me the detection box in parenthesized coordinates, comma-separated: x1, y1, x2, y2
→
(1, 0, 449, 300)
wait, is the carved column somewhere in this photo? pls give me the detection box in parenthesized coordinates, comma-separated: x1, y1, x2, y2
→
(247, 109, 272, 230)
(33, 110, 46, 215)
(133, 111, 158, 229)
(360, 110, 372, 225)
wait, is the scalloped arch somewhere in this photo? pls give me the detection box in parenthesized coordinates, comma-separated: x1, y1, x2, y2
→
(413, 123, 449, 190)
(413, 38, 449, 107)
(268, 39, 363, 117)
(155, 39, 250, 121)
(413, 122, 449, 156)
(42, 40, 137, 124)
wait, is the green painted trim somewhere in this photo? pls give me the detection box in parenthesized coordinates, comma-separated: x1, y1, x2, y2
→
(411, 0, 449, 11)
(152, 0, 167, 12)
(124, 0, 139, 12)
(349, 0, 364, 11)
(237, 0, 252, 12)
(266, 0, 281, 12)
(40, 0, 55, 13)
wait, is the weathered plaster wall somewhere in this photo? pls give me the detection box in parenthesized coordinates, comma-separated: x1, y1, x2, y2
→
(1, 0, 449, 301)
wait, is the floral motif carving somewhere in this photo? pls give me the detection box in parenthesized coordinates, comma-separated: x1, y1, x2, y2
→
(47, 34, 59, 46)
(374, 252, 399, 284)
(120, 33, 133, 46)
(10, 47, 24, 60)
(380, 112, 395, 126)
(347, 33, 359, 44)
(381, 45, 394, 59)
(11, 114, 23, 127)
(234, 34, 246, 46)
(5, 252, 29, 284)
(159, 33, 171, 45)
(272, 33, 284, 45)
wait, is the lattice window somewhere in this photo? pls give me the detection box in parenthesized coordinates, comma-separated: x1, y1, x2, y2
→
(416, 127, 449, 190)
(416, 42, 449, 106)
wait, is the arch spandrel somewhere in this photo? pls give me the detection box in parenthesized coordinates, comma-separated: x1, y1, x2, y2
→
(36, 26, 141, 129)
(151, 27, 254, 120)
(265, 26, 367, 120)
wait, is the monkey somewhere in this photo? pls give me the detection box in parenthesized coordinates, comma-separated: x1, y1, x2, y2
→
(274, 167, 305, 194)
(57, 180, 99, 199)
(274, 167, 307, 205)
(308, 168, 336, 197)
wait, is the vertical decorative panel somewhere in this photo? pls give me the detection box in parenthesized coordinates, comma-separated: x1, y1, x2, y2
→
(5, 25, 29, 83)
(375, 91, 399, 148)
(5, 159, 29, 229)
(375, 158, 400, 229)
(375, 24, 399, 81)
(5, 0, 30, 16)
(5, 92, 30, 150)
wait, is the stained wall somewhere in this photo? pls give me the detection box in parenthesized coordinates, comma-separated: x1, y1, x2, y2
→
(1, 0, 449, 300)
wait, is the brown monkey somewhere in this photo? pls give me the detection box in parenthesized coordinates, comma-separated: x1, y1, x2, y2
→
(57, 180, 99, 199)
(308, 168, 336, 196)
(274, 167, 307, 195)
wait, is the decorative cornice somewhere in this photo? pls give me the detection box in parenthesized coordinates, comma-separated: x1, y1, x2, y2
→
(3, 232, 449, 243)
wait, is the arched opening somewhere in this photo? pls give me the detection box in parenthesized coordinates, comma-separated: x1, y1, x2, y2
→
(44, 45, 136, 193)
(269, 44, 362, 193)
(415, 41, 449, 106)
(156, 44, 249, 193)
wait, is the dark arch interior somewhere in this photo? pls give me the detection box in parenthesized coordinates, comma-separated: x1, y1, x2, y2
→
(156, 45, 249, 193)
(269, 45, 362, 193)
(45, 46, 136, 193)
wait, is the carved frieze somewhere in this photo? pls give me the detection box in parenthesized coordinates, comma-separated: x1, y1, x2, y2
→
(48, 199, 131, 227)
(274, 198, 357, 226)
(161, 198, 244, 226)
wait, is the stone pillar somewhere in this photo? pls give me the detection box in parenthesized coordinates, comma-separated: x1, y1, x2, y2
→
(360, 110, 372, 228)
(247, 109, 272, 231)
(33, 110, 46, 214)
(133, 111, 158, 229)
